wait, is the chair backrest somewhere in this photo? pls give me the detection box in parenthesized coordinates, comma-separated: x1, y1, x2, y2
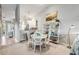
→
(48, 22, 60, 38)
(32, 31, 43, 45)
(35, 30, 43, 36)
(33, 37, 42, 45)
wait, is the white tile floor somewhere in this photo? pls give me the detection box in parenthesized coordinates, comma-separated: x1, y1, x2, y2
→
(0, 41, 70, 55)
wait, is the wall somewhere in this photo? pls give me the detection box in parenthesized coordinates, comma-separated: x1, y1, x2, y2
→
(58, 5, 79, 34)
(2, 4, 16, 22)
(0, 5, 2, 43)
(20, 5, 37, 29)
(27, 17, 36, 29)
(36, 4, 79, 44)
(38, 4, 79, 35)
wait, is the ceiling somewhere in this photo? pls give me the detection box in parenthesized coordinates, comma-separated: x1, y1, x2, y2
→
(20, 4, 53, 17)
(1, 4, 53, 21)
(2, 4, 79, 22)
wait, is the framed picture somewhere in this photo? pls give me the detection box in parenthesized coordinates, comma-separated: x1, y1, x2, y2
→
(46, 11, 58, 21)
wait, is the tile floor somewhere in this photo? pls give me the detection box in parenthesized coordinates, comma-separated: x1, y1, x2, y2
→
(0, 41, 70, 55)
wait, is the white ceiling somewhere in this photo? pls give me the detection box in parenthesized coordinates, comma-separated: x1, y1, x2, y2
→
(2, 4, 52, 21)
(2, 4, 61, 19)
(20, 4, 52, 17)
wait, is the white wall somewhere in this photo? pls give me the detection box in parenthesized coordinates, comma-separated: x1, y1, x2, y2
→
(36, 4, 79, 44)
(38, 4, 79, 35)
(2, 4, 16, 21)
(20, 5, 37, 29)
(58, 5, 79, 34)
(27, 17, 36, 29)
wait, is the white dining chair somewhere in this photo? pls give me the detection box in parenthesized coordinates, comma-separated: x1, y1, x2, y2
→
(48, 22, 60, 43)
(31, 32, 43, 52)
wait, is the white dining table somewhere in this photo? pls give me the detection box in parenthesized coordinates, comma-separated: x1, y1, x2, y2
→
(31, 34, 47, 40)
(31, 33, 47, 47)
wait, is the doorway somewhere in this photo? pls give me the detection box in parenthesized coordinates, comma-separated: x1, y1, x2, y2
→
(1, 20, 15, 45)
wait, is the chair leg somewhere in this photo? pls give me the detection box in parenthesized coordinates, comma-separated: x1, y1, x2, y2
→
(32, 43, 34, 49)
(57, 36, 59, 43)
(40, 45, 41, 53)
(45, 43, 46, 49)
(28, 41, 29, 47)
(34, 45, 36, 52)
